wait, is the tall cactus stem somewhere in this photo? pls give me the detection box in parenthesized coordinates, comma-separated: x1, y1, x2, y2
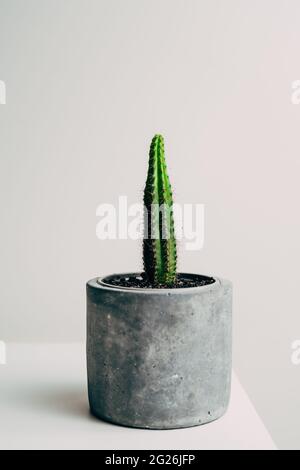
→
(143, 134, 177, 286)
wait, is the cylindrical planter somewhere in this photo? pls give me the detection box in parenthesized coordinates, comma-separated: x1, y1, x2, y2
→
(87, 273, 232, 429)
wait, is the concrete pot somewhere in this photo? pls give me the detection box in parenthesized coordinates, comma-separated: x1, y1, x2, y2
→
(87, 273, 232, 429)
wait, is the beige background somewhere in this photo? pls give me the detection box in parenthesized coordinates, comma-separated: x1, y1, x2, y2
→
(1, 0, 300, 449)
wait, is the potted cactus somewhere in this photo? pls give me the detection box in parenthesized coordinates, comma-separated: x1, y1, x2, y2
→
(87, 135, 232, 429)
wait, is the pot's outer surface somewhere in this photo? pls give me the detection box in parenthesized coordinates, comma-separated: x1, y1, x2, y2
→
(87, 274, 232, 429)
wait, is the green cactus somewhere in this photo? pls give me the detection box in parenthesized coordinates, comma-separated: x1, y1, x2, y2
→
(143, 134, 177, 286)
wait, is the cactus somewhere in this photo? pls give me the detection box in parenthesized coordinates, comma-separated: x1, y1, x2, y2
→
(143, 134, 177, 286)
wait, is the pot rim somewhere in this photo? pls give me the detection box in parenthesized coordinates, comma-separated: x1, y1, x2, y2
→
(88, 272, 222, 295)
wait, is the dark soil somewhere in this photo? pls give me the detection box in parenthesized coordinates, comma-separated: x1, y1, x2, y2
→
(104, 273, 215, 289)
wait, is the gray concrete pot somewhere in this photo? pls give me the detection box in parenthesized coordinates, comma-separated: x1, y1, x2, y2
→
(87, 273, 232, 429)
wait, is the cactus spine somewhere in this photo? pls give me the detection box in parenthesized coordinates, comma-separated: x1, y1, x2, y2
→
(143, 134, 177, 286)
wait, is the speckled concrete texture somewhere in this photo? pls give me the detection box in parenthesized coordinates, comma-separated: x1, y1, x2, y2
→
(87, 274, 232, 429)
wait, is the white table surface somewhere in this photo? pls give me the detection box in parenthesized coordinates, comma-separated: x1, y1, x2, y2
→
(0, 343, 276, 450)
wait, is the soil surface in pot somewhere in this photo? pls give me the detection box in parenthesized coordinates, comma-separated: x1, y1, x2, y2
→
(102, 273, 215, 289)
